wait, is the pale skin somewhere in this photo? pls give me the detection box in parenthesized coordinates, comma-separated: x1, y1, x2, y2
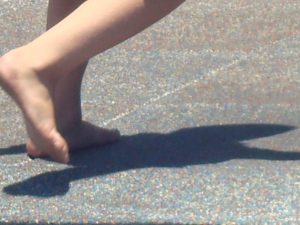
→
(27, 0, 122, 159)
(0, 0, 185, 163)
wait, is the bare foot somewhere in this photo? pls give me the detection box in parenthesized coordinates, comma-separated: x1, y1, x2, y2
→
(0, 50, 69, 163)
(27, 121, 121, 158)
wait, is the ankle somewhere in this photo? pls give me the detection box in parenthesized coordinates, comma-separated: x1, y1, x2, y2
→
(0, 49, 32, 85)
(57, 114, 83, 134)
(1, 48, 43, 79)
(4, 46, 61, 83)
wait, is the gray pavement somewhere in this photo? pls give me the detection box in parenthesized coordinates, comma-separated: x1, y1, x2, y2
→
(0, 0, 300, 224)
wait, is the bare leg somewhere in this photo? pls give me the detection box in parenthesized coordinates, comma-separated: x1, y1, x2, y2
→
(0, 0, 185, 163)
(46, 0, 87, 130)
(27, 0, 121, 157)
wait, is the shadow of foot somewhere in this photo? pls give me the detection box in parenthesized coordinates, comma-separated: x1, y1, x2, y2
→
(2, 123, 299, 197)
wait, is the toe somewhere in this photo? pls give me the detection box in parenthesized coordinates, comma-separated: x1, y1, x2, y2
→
(49, 131, 70, 164)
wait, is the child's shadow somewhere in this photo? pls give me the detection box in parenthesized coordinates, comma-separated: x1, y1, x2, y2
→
(2, 123, 300, 198)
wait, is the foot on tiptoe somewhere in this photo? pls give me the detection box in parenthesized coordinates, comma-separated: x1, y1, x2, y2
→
(27, 121, 121, 158)
(0, 50, 69, 163)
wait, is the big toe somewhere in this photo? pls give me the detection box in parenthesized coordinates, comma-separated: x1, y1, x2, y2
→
(49, 131, 69, 163)
(27, 131, 69, 164)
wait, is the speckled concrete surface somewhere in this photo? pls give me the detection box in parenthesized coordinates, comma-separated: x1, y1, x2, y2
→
(0, 0, 300, 224)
